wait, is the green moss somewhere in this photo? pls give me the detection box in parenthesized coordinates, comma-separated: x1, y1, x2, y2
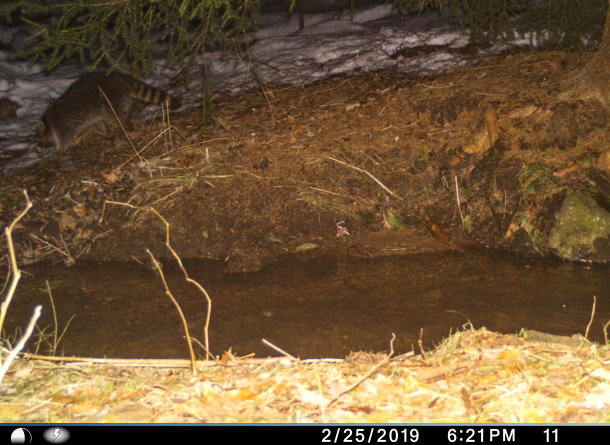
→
(386, 210, 406, 229)
(548, 190, 610, 260)
(519, 162, 557, 198)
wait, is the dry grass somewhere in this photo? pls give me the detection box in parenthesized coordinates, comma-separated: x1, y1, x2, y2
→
(1, 328, 609, 423)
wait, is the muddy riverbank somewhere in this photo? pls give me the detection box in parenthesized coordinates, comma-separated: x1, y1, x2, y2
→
(3, 49, 610, 272)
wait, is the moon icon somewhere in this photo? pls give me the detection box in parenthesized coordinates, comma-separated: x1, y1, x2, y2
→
(11, 428, 32, 444)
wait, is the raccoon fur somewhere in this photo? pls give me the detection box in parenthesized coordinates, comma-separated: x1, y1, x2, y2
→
(38, 72, 180, 153)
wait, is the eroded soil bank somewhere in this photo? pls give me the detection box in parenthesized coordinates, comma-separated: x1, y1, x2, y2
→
(2, 49, 610, 270)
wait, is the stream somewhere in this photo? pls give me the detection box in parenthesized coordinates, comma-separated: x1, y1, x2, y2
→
(5, 249, 610, 359)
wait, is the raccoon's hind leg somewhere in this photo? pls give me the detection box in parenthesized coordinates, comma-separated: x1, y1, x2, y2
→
(52, 126, 78, 153)
(90, 121, 112, 136)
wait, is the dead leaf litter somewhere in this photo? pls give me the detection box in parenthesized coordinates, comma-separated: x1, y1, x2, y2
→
(2, 328, 609, 423)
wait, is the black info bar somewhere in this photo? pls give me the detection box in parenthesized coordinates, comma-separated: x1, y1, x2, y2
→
(4, 424, 606, 444)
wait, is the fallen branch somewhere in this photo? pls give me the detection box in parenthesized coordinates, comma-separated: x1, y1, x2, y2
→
(328, 333, 396, 406)
(325, 156, 402, 200)
(262, 338, 298, 360)
(22, 353, 343, 367)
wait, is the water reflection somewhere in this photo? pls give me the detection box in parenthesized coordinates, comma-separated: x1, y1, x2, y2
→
(6, 250, 610, 359)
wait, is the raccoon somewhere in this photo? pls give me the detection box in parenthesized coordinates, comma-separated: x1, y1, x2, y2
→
(38, 72, 180, 153)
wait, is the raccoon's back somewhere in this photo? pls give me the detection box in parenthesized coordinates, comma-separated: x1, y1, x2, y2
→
(38, 72, 180, 152)
(41, 75, 124, 130)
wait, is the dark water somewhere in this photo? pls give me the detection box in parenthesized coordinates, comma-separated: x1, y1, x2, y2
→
(5, 250, 610, 359)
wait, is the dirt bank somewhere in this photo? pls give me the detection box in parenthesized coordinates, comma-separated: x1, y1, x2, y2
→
(1, 49, 609, 271)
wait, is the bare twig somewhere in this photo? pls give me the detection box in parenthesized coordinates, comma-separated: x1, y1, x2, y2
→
(262, 339, 298, 360)
(117, 126, 189, 169)
(0, 190, 42, 384)
(162, 100, 174, 150)
(248, 52, 276, 127)
(43, 281, 74, 356)
(97, 87, 141, 162)
(46, 280, 58, 355)
(148, 207, 213, 362)
(23, 353, 337, 367)
(0, 306, 42, 383)
(118, 127, 172, 168)
(29, 235, 71, 258)
(455, 175, 465, 228)
(189, 337, 213, 358)
(325, 156, 401, 199)
(146, 249, 197, 374)
(418, 328, 427, 361)
(0, 190, 33, 339)
(329, 334, 396, 406)
(584, 296, 596, 340)
(0, 255, 10, 295)
(104, 201, 213, 364)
